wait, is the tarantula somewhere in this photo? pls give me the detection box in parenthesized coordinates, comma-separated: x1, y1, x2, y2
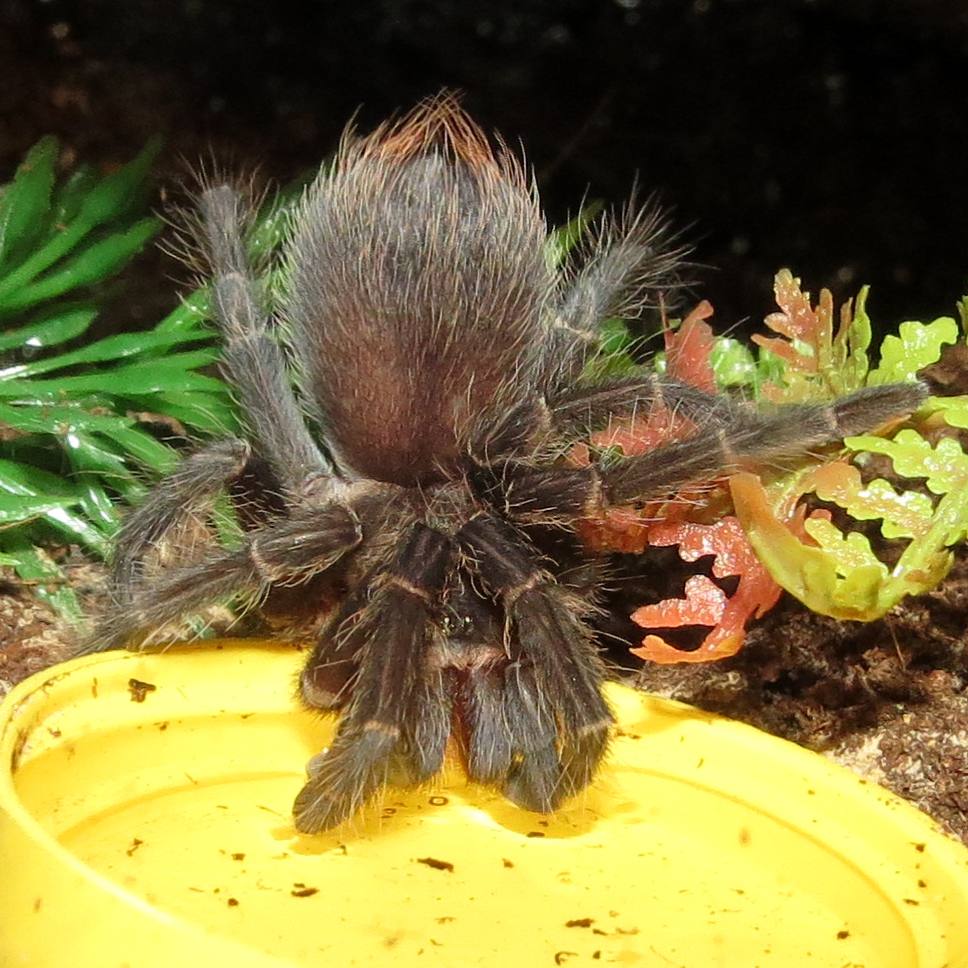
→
(86, 95, 925, 832)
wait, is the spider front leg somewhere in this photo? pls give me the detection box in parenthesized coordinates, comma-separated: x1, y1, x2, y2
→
(456, 656, 571, 813)
(109, 438, 278, 593)
(549, 373, 736, 437)
(599, 381, 929, 504)
(456, 513, 612, 812)
(294, 524, 454, 833)
(98, 186, 341, 634)
(84, 502, 361, 653)
(493, 380, 929, 518)
(199, 184, 333, 489)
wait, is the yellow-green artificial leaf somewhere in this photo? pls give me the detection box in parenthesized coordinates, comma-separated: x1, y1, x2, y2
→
(928, 395, 968, 430)
(807, 460, 935, 540)
(753, 270, 873, 400)
(849, 429, 968, 500)
(831, 284, 872, 392)
(868, 316, 960, 384)
(730, 472, 889, 620)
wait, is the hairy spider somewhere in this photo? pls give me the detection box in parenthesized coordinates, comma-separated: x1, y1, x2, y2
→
(86, 95, 925, 832)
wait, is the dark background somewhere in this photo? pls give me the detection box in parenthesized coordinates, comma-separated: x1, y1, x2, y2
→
(1, 0, 966, 336)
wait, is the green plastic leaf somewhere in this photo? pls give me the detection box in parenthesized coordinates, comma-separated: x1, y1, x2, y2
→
(0, 535, 83, 622)
(0, 354, 226, 400)
(0, 136, 241, 620)
(751, 272, 885, 399)
(0, 306, 97, 355)
(707, 276, 968, 634)
(926, 394, 968, 431)
(246, 180, 309, 263)
(732, 415, 968, 622)
(73, 137, 161, 228)
(0, 460, 111, 553)
(0, 323, 213, 379)
(732, 472, 923, 621)
(869, 316, 959, 384)
(0, 217, 160, 313)
(96, 423, 179, 473)
(707, 336, 760, 388)
(849, 429, 968, 505)
(0, 456, 84, 499)
(544, 201, 604, 269)
(154, 290, 212, 334)
(0, 136, 58, 268)
(128, 393, 238, 437)
(0, 400, 137, 438)
(50, 164, 102, 228)
(0, 491, 79, 523)
(0, 138, 161, 306)
(833, 285, 872, 391)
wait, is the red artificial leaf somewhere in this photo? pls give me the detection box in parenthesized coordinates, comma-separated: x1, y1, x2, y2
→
(664, 300, 718, 393)
(575, 431, 714, 554)
(597, 408, 697, 458)
(629, 514, 783, 664)
(752, 269, 830, 376)
(578, 505, 656, 555)
(571, 391, 705, 554)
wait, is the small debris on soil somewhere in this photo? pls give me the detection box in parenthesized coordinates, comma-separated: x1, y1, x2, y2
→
(0, 586, 75, 698)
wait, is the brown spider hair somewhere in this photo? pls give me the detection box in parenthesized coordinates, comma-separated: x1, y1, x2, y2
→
(86, 94, 925, 832)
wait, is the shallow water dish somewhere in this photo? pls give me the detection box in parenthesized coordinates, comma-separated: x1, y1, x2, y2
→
(2, 641, 968, 967)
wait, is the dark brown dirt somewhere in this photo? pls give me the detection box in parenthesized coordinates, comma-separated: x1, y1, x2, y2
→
(0, 557, 99, 695)
(0, 590, 73, 695)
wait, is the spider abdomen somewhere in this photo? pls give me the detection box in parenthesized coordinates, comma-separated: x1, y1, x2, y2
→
(285, 104, 555, 485)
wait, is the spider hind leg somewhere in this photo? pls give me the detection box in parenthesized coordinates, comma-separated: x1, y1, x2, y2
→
(457, 512, 614, 812)
(293, 525, 454, 832)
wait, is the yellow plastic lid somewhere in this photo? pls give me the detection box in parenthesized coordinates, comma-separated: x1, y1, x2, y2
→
(2, 640, 968, 967)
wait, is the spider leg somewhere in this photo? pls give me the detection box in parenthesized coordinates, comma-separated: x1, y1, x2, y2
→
(84, 503, 361, 653)
(468, 374, 734, 465)
(110, 438, 265, 592)
(456, 512, 612, 812)
(105, 188, 340, 622)
(546, 201, 686, 388)
(457, 656, 564, 808)
(549, 374, 734, 436)
(298, 584, 368, 712)
(601, 381, 929, 505)
(486, 381, 928, 518)
(549, 374, 928, 443)
(456, 661, 512, 785)
(199, 185, 332, 489)
(293, 525, 453, 832)
(398, 668, 453, 786)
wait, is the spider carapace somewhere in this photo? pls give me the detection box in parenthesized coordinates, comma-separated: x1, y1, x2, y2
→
(86, 95, 925, 831)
